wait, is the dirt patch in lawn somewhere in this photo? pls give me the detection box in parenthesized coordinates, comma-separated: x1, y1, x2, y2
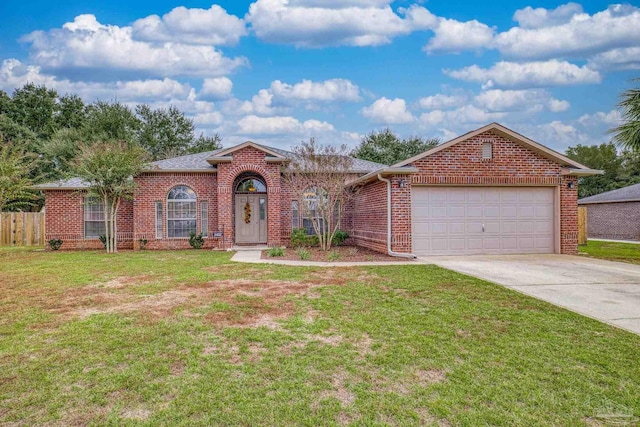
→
(261, 246, 410, 263)
(45, 272, 368, 328)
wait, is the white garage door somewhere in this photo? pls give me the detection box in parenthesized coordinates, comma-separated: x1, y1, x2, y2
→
(412, 187, 555, 255)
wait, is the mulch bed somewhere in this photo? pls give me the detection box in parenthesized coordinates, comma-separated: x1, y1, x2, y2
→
(261, 245, 410, 262)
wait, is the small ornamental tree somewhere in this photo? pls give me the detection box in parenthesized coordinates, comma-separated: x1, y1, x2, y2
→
(0, 143, 39, 212)
(70, 141, 147, 253)
(284, 139, 357, 251)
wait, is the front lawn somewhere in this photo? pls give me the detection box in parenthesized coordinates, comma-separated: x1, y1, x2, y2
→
(579, 240, 640, 265)
(1, 248, 638, 426)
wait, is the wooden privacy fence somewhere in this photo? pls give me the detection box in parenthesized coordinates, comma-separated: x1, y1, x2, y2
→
(578, 206, 587, 246)
(0, 212, 46, 247)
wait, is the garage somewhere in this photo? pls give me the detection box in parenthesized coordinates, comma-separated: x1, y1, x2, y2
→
(412, 186, 556, 255)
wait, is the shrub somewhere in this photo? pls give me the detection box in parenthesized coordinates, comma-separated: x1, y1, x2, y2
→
(290, 228, 314, 248)
(327, 250, 341, 262)
(189, 232, 205, 249)
(48, 239, 63, 251)
(296, 248, 311, 260)
(267, 246, 285, 257)
(347, 246, 359, 257)
(138, 238, 148, 250)
(332, 230, 349, 246)
(98, 234, 107, 249)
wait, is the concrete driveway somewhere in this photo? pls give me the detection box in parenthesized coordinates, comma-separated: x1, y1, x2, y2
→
(423, 254, 640, 335)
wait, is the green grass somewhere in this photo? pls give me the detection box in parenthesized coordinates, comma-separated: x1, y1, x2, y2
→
(579, 240, 640, 264)
(1, 248, 639, 426)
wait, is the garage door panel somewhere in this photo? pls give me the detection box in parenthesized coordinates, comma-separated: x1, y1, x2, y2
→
(412, 186, 555, 256)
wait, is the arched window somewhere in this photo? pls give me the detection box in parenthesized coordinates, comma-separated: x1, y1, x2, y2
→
(235, 178, 267, 193)
(167, 185, 197, 238)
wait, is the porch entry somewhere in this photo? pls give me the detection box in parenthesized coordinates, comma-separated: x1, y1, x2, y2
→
(234, 176, 268, 244)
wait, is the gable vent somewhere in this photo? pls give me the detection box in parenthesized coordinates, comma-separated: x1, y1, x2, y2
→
(482, 141, 493, 159)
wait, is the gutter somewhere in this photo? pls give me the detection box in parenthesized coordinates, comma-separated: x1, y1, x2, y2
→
(377, 174, 417, 259)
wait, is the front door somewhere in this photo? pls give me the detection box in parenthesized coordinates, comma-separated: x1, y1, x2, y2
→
(235, 194, 267, 244)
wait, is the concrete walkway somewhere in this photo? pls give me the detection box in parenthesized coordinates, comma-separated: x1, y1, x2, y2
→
(231, 250, 423, 267)
(424, 254, 640, 335)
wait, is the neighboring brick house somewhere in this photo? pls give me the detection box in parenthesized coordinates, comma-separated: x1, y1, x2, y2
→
(37, 123, 599, 255)
(578, 183, 640, 241)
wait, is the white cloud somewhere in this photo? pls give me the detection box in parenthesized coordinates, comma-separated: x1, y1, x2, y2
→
(361, 97, 415, 124)
(0, 58, 191, 101)
(445, 60, 601, 88)
(495, 4, 640, 60)
(270, 78, 360, 102)
(420, 105, 506, 128)
(238, 89, 279, 115)
(200, 77, 233, 99)
(424, 18, 495, 53)
(474, 89, 569, 112)
(246, 1, 434, 48)
(587, 47, 640, 71)
(132, 5, 246, 46)
(418, 93, 467, 110)
(192, 111, 224, 126)
(513, 3, 583, 29)
(236, 115, 334, 135)
(22, 14, 248, 78)
(578, 110, 622, 126)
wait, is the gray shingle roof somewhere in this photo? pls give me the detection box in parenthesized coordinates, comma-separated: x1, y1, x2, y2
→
(33, 177, 90, 190)
(578, 182, 640, 204)
(34, 143, 387, 189)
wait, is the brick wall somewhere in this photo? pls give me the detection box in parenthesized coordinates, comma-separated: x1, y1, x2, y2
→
(133, 172, 219, 250)
(582, 202, 640, 241)
(352, 129, 579, 255)
(44, 190, 133, 250)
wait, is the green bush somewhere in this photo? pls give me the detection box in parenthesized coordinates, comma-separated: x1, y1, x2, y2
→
(332, 230, 349, 246)
(189, 232, 205, 249)
(98, 234, 107, 249)
(48, 239, 63, 251)
(290, 228, 315, 248)
(296, 248, 311, 260)
(267, 246, 285, 257)
(138, 238, 148, 250)
(327, 250, 341, 262)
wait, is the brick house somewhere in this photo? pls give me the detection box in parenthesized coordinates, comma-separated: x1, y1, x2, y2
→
(578, 182, 640, 241)
(37, 123, 599, 255)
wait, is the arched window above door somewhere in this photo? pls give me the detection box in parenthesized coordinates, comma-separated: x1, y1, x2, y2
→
(235, 178, 267, 193)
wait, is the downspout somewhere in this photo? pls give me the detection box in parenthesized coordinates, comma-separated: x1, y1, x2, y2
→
(377, 174, 416, 259)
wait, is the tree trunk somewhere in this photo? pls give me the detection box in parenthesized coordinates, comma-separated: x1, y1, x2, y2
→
(102, 194, 110, 253)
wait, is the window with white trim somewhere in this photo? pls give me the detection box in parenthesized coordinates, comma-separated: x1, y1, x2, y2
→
(201, 201, 209, 237)
(302, 187, 330, 235)
(155, 201, 163, 239)
(167, 186, 197, 238)
(84, 196, 106, 238)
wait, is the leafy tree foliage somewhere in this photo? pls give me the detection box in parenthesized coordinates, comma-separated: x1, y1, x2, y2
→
(610, 78, 640, 151)
(566, 142, 640, 198)
(0, 143, 39, 212)
(351, 128, 440, 165)
(70, 141, 148, 253)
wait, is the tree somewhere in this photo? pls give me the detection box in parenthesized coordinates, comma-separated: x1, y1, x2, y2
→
(70, 141, 147, 253)
(9, 83, 58, 140)
(56, 94, 86, 129)
(566, 143, 624, 198)
(0, 143, 39, 212)
(84, 101, 141, 143)
(189, 133, 223, 154)
(136, 104, 195, 160)
(610, 78, 640, 151)
(352, 128, 439, 165)
(284, 139, 357, 251)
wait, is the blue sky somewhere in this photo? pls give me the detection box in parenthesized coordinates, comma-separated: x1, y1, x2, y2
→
(1, 0, 638, 152)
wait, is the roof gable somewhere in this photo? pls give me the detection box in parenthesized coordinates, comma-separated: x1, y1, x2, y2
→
(208, 141, 287, 161)
(392, 122, 591, 170)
